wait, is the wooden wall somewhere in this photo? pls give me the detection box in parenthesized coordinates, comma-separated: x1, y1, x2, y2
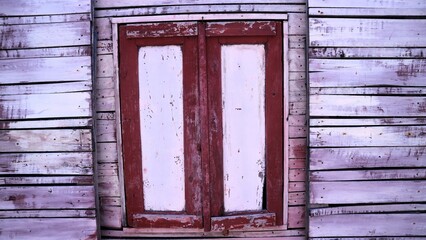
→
(308, 0, 426, 238)
(0, 0, 97, 239)
(93, 0, 308, 238)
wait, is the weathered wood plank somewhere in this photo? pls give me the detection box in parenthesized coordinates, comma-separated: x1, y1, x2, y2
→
(289, 35, 305, 49)
(97, 40, 113, 55)
(309, 47, 426, 59)
(310, 59, 426, 87)
(289, 126, 307, 138)
(0, 176, 93, 185)
(310, 147, 426, 170)
(95, 0, 306, 8)
(309, 7, 426, 16)
(310, 126, 426, 147)
(0, 13, 91, 25)
(0, 218, 96, 240)
(289, 138, 306, 159)
(310, 118, 426, 127)
(96, 4, 305, 18)
(310, 238, 426, 240)
(103, 228, 304, 238)
(0, 46, 91, 59)
(288, 206, 305, 229)
(0, 152, 93, 175)
(0, 92, 91, 120)
(0, 186, 95, 209)
(96, 120, 116, 142)
(310, 181, 426, 204)
(0, 56, 91, 84)
(97, 54, 114, 77)
(310, 204, 426, 217)
(97, 142, 118, 163)
(98, 163, 118, 176)
(0, 22, 90, 49)
(0, 129, 92, 152)
(289, 182, 305, 192)
(289, 192, 305, 206)
(98, 175, 120, 197)
(0, 118, 92, 130)
(310, 87, 426, 95)
(311, 169, 426, 181)
(0, 0, 91, 16)
(289, 169, 306, 182)
(310, 18, 426, 47)
(290, 101, 306, 115)
(0, 81, 92, 96)
(309, 0, 426, 8)
(100, 205, 122, 229)
(288, 13, 306, 35)
(289, 115, 306, 127)
(310, 95, 426, 117)
(0, 209, 96, 218)
(290, 158, 306, 169)
(309, 213, 426, 237)
(95, 18, 112, 40)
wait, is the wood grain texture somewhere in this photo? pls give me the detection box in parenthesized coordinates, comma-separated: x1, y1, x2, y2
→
(310, 147, 426, 170)
(310, 169, 426, 181)
(310, 95, 426, 117)
(0, 186, 95, 209)
(0, 22, 90, 49)
(310, 18, 426, 47)
(0, 129, 92, 152)
(309, 0, 426, 8)
(310, 181, 426, 204)
(310, 118, 426, 127)
(310, 213, 426, 237)
(0, 118, 92, 130)
(310, 87, 426, 96)
(309, 47, 426, 59)
(0, 152, 93, 175)
(0, 0, 91, 16)
(0, 209, 95, 218)
(310, 204, 426, 217)
(309, 8, 426, 16)
(310, 126, 426, 147)
(0, 13, 91, 25)
(95, 0, 306, 8)
(0, 56, 91, 84)
(0, 46, 91, 59)
(0, 176, 93, 186)
(309, 59, 426, 87)
(0, 92, 91, 120)
(0, 218, 96, 240)
(96, 4, 305, 18)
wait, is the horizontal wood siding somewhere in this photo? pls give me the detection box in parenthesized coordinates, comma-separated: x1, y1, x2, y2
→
(308, 0, 426, 238)
(0, 0, 97, 239)
(94, 0, 308, 237)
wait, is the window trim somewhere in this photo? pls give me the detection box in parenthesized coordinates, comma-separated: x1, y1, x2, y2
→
(111, 13, 290, 235)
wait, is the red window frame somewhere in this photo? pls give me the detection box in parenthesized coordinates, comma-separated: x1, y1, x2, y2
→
(119, 21, 283, 231)
(119, 23, 203, 228)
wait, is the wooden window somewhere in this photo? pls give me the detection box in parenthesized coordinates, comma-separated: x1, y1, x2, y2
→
(119, 21, 283, 231)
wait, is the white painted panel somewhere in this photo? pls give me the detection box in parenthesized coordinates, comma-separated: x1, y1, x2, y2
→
(138, 46, 185, 211)
(222, 44, 266, 212)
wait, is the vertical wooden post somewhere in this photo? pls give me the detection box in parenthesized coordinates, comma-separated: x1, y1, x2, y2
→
(198, 22, 211, 231)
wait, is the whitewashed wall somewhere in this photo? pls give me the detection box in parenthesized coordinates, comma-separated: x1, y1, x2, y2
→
(0, 0, 97, 239)
(94, 0, 308, 238)
(308, 0, 426, 238)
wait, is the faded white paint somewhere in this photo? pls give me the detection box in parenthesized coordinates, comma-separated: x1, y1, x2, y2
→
(138, 46, 185, 211)
(221, 44, 266, 212)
